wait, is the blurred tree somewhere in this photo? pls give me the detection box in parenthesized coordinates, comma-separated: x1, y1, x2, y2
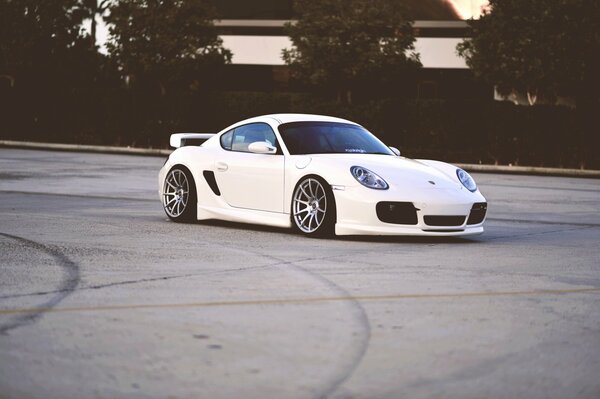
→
(282, 0, 421, 103)
(458, 0, 600, 105)
(73, 0, 111, 50)
(0, 0, 92, 85)
(107, 0, 232, 94)
(457, 0, 600, 167)
(210, 0, 294, 19)
(0, 0, 111, 143)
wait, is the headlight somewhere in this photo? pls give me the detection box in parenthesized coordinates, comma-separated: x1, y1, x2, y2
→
(456, 168, 477, 192)
(350, 166, 389, 190)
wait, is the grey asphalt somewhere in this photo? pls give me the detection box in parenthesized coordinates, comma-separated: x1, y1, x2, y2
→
(1, 148, 599, 399)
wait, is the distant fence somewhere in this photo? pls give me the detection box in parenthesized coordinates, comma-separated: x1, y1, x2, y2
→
(0, 88, 597, 169)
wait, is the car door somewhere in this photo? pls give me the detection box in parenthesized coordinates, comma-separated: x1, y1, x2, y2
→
(215, 122, 285, 213)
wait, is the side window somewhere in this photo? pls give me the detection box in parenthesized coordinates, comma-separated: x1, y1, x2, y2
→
(220, 129, 234, 150)
(231, 123, 278, 153)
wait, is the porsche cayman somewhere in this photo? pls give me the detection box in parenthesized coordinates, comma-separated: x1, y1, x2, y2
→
(159, 114, 487, 236)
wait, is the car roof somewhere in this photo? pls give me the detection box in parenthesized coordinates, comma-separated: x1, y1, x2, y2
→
(242, 113, 358, 126)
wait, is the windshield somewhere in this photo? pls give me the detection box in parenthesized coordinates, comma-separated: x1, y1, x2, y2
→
(278, 122, 394, 156)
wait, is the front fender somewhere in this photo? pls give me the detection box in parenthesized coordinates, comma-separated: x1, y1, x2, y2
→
(284, 156, 360, 214)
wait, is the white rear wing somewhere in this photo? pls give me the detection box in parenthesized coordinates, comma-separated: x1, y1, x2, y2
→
(170, 133, 215, 148)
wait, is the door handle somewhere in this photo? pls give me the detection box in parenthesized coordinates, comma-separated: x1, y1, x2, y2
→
(216, 162, 228, 171)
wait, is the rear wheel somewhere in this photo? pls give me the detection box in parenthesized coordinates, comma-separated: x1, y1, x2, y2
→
(291, 176, 336, 237)
(162, 166, 197, 222)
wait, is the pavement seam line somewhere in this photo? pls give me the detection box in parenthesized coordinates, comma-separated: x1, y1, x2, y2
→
(1, 287, 599, 316)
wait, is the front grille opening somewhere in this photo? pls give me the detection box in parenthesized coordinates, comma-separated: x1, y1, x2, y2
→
(424, 215, 466, 226)
(376, 202, 418, 225)
(467, 202, 487, 225)
(422, 229, 465, 233)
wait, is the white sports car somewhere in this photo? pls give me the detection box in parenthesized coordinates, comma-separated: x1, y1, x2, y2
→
(159, 114, 487, 237)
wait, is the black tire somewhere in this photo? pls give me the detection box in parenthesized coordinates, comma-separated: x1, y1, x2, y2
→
(162, 166, 197, 223)
(291, 175, 336, 237)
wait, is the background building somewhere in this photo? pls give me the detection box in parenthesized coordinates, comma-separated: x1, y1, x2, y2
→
(210, 0, 490, 99)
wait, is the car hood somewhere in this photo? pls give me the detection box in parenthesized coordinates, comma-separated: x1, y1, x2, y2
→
(310, 154, 460, 189)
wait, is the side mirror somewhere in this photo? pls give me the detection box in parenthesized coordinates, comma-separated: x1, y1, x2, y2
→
(389, 146, 401, 156)
(248, 141, 277, 154)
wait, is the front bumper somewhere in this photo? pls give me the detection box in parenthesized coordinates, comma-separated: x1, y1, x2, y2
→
(332, 184, 487, 236)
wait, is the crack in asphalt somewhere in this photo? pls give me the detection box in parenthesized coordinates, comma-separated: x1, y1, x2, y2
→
(0, 233, 81, 335)
(0, 255, 341, 301)
(0, 273, 194, 300)
(487, 225, 597, 241)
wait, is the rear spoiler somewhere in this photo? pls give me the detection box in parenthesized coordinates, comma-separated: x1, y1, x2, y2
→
(170, 133, 215, 148)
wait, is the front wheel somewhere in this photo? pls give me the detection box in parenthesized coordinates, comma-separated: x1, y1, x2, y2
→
(162, 166, 197, 222)
(291, 176, 336, 237)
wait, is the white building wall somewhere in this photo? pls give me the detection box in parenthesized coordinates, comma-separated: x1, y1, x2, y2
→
(413, 38, 467, 69)
(221, 36, 292, 65)
(220, 35, 468, 69)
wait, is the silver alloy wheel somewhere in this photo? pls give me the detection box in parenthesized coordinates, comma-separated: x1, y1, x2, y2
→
(293, 178, 327, 233)
(163, 169, 189, 218)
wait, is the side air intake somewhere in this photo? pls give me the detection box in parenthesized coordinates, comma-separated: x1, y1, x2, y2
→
(203, 171, 221, 196)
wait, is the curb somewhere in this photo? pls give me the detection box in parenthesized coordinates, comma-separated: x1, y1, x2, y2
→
(2, 140, 599, 178)
(455, 163, 600, 178)
(0, 140, 170, 157)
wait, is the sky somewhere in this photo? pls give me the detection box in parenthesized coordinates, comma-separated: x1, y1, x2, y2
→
(449, 0, 489, 19)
